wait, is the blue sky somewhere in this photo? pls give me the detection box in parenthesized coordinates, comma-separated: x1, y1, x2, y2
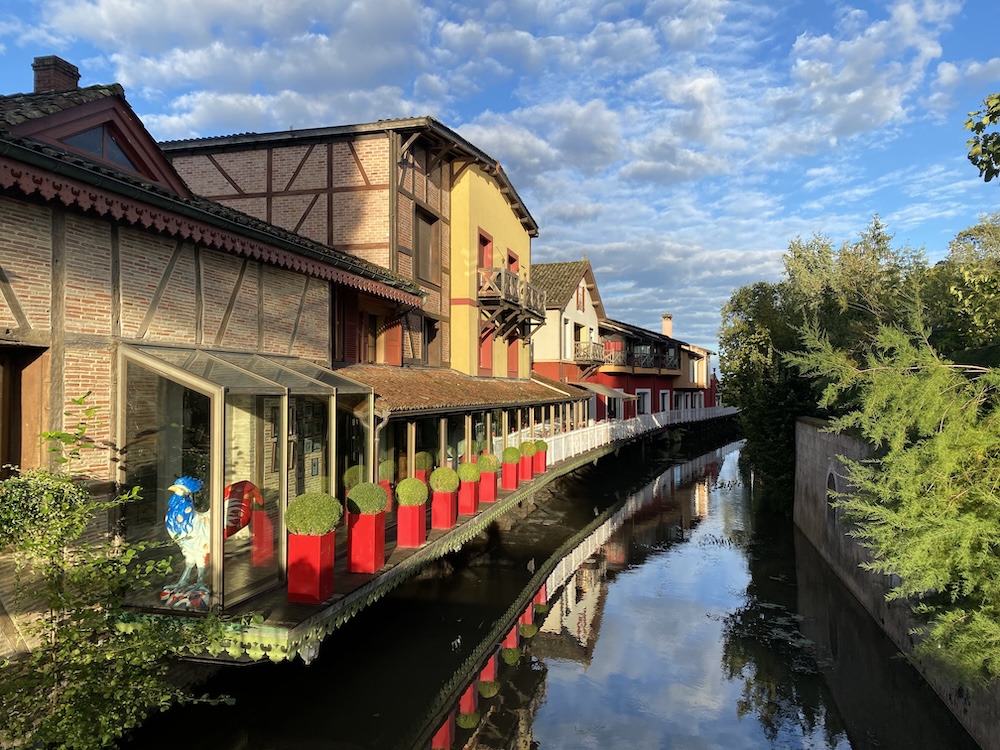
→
(1, 0, 998, 352)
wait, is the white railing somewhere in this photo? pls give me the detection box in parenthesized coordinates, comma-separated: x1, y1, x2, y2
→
(489, 406, 737, 467)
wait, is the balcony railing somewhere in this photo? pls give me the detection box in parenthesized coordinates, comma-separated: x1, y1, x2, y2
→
(574, 341, 604, 363)
(601, 348, 681, 370)
(603, 348, 628, 366)
(477, 267, 546, 319)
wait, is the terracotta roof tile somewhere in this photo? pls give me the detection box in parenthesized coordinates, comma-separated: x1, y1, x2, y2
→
(334, 364, 589, 415)
(0, 84, 124, 129)
(531, 261, 589, 309)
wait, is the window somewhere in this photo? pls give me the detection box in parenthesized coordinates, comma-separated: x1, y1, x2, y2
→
(478, 232, 493, 268)
(660, 390, 671, 412)
(635, 388, 651, 415)
(415, 209, 441, 285)
(64, 125, 140, 173)
(0, 347, 47, 477)
(576, 284, 585, 312)
(424, 317, 441, 367)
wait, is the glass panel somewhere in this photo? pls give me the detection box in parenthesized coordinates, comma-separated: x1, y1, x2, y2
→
(123, 361, 214, 611)
(337, 393, 370, 499)
(106, 130, 139, 171)
(471, 413, 486, 456)
(446, 415, 465, 468)
(139, 347, 282, 394)
(281, 358, 370, 394)
(223, 394, 282, 604)
(63, 126, 104, 156)
(211, 352, 330, 394)
(289, 395, 330, 498)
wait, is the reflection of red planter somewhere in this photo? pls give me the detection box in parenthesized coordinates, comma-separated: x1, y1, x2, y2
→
(460, 682, 478, 714)
(480, 651, 498, 682)
(347, 512, 386, 574)
(414, 469, 428, 482)
(533, 450, 546, 474)
(287, 531, 335, 604)
(378, 480, 394, 513)
(501, 463, 518, 490)
(432, 490, 457, 529)
(520, 603, 534, 625)
(480, 472, 497, 502)
(251, 508, 275, 566)
(397, 504, 427, 547)
(458, 480, 479, 515)
(431, 711, 455, 750)
(502, 624, 519, 648)
(519, 454, 534, 481)
(534, 583, 548, 605)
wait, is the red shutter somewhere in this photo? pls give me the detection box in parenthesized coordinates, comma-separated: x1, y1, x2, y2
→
(385, 318, 402, 366)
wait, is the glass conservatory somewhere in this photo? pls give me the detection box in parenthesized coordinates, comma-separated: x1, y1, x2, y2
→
(119, 346, 372, 612)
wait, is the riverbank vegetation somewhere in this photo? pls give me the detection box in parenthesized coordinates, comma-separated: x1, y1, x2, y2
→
(719, 208, 1000, 684)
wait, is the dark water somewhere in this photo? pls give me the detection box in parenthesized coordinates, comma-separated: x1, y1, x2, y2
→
(126, 443, 980, 750)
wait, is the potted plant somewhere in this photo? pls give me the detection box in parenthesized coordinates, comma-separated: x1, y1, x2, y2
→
(378, 458, 396, 512)
(478, 680, 500, 699)
(395, 477, 428, 547)
(518, 441, 537, 481)
(429, 466, 459, 529)
(457, 461, 481, 515)
(533, 439, 548, 474)
(478, 452, 500, 503)
(286, 492, 342, 604)
(501, 447, 520, 490)
(456, 711, 481, 730)
(346, 481, 388, 574)
(413, 451, 434, 482)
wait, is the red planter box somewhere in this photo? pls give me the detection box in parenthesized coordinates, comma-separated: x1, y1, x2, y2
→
(480, 652, 498, 682)
(347, 511, 386, 574)
(251, 508, 275, 567)
(379, 479, 394, 513)
(397, 503, 427, 547)
(460, 682, 478, 714)
(458, 480, 479, 515)
(533, 450, 547, 474)
(534, 583, 548, 605)
(518, 454, 534, 482)
(432, 490, 457, 529)
(414, 469, 429, 482)
(502, 624, 519, 649)
(480, 471, 497, 502)
(501, 462, 519, 490)
(287, 531, 335, 604)
(520, 603, 534, 625)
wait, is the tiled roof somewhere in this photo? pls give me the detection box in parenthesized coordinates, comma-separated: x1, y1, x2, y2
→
(334, 364, 590, 415)
(0, 84, 124, 128)
(531, 261, 589, 309)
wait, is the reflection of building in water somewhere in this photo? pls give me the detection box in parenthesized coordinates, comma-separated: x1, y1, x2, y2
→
(535, 554, 608, 666)
(694, 478, 709, 518)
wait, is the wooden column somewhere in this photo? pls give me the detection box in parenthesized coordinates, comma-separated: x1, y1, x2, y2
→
(406, 421, 416, 478)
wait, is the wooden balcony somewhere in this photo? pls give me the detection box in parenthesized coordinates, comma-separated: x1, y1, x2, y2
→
(478, 267, 547, 337)
(574, 341, 605, 364)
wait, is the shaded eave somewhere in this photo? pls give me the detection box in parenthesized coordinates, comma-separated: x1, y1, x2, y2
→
(0, 135, 425, 302)
(335, 364, 590, 418)
(160, 116, 539, 238)
(601, 317, 683, 347)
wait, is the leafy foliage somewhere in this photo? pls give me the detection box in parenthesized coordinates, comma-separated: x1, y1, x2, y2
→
(518, 441, 537, 457)
(428, 466, 459, 493)
(345, 482, 388, 515)
(286, 492, 342, 534)
(378, 459, 396, 482)
(791, 326, 1000, 682)
(0, 405, 231, 750)
(501, 447, 521, 465)
(477, 453, 501, 473)
(457, 461, 481, 482)
(413, 451, 434, 471)
(394, 477, 428, 507)
(343, 464, 367, 490)
(965, 93, 1000, 184)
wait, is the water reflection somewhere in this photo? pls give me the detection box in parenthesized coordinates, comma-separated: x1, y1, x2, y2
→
(125, 443, 979, 750)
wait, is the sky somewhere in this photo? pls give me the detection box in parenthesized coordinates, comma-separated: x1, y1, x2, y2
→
(1, 0, 998, 354)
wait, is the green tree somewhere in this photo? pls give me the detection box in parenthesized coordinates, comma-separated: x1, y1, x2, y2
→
(965, 93, 1000, 184)
(789, 325, 1000, 682)
(0, 403, 232, 750)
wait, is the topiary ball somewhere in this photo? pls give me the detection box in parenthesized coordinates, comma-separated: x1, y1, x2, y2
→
(457, 461, 481, 482)
(378, 459, 396, 481)
(519, 441, 537, 457)
(501, 646, 521, 665)
(414, 451, 434, 471)
(478, 680, 500, 699)
(502, 446, 521, 464)
(346, 482, 388, 515)
(343, 464, 367, 490)
(478, 453, 500, 473)
(286, 492, 342, 535)
(395, 477, 428, 506)
(456, 711, 481, 730)
(534, 439, 548, 451)
(429, 466, 459, 493)
(519, 622, 538, 639)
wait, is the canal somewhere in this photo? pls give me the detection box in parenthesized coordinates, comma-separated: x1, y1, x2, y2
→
(126, 441, 980, 750)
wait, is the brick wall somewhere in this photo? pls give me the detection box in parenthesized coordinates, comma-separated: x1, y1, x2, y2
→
(0, 199, 53, 330)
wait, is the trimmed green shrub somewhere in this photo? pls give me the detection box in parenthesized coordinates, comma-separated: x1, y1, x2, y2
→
(378, 459, 396, 482)
(457, 461, 481, 482)
(534, 439, 548, 451)
(286, 492, 342, 535)
(478, 680, 500, 699)
(478, 453, 500, 473)
(395, 477, 428, 506)
(343, 464, 367, 490)
(346, 482, 388, 515)
(429, 466, 459, 493)
(456, 711, 481, 730)
(501, 646, 521, 665)
(501, 446, 520, 464)
(414, 451, 434, 471)
(519, 623, 538, 639)
(533, 603, 551, 615)
(519, 441, 537, 457)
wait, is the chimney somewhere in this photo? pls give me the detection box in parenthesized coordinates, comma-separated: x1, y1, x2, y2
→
(661, 313, 673, 337)
(32, 56, 80, 93)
